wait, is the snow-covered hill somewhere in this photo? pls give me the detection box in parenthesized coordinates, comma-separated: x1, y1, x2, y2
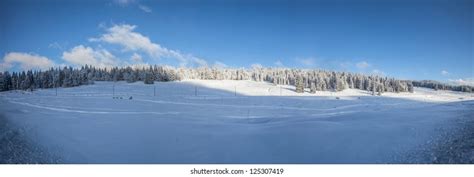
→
(183, 79, 474, 102)
(0, 80, 473, 163)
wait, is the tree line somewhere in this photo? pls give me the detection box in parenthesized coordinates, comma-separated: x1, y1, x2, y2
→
(0, 65, 472, 93)
(412, 80, 473, 92)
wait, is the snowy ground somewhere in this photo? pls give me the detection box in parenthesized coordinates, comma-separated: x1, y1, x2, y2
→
(0, 80, 473, 163)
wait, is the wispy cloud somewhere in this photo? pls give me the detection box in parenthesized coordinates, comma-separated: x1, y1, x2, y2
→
(338, 61, 352, 69)
(356, 61, 370, 69)
(114, 0, 135, 7)
(90, 24, 206, 67)
(441, 70, 449, 76)
(113, 0, 152, 13)
(48, 42, 63, 50)
(1, 52, 55, 71)
(213, 61, 227, 68)
(138, 4, 152, 13)
(296, 57, 315, 67)
(193, 58, 208, 67)
(274, 60, 284, 67)
(130, 53, 143, 63)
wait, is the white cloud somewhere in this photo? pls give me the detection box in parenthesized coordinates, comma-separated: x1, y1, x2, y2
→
(192, 58, 208, 67)
(130, 53, 143, 63)
(90, 24, 204, 67)
(114, 0, 135, 6)
(48, 42, 63, 50)
(62, 45, 119, 68)
(297, 57, 314, 66)
(98, 22, 107, 29)
(138, 4, 152, 13)
(356, 61, 370, 69)
(113, 0, 152, 13)
(89, 24, 158, 56)
(0, 63, 12, 72)
(212, 61, 227, 68)
(1, 52, 55, 71)
(449, 78, 474, 86)
(274, 60, 284, 67)
(339, 61, 351, 69)
(441, 70, 449, 76)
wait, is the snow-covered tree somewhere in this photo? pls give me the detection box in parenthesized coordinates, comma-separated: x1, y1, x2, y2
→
(295, 75, 304, 93)
(1, 65, 471, 93)
(144, 70, 154, 84)
(310, 82, 316, 94)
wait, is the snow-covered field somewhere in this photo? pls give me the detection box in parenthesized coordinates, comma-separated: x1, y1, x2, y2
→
(1, 80, 473, 163)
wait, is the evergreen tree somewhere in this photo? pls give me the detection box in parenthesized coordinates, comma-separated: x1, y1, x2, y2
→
(144, 70, 154, 84)
(295, 75, 304, 93)
(0, 72, 4, 91)
(310, 82, 316, 94)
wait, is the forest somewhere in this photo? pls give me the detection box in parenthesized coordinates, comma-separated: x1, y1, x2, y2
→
(0, 65, 472, 93)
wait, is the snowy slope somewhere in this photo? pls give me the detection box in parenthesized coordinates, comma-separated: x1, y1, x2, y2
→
(0, 80, 473, 163)
(183, 79, 474, 102)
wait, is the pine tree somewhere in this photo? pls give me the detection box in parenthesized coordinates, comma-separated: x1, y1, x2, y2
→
(0, 72, 4, 91)
(295, 75, 304, 93)
(372, 81, 377, 96)
(144, 71, 154, 84)
(310, 82, 316, 94)
(407, 82, 414, 93)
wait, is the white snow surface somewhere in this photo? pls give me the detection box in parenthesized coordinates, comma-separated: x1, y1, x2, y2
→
(183, 79, 474, 102)
(0, 80, 473, 163)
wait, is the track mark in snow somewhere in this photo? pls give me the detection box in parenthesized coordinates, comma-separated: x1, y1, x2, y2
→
(225, 115, 278, 119)
(311, 110, 361, 117)
(8, 101, 179, 115)
(135, 98, 371, 111)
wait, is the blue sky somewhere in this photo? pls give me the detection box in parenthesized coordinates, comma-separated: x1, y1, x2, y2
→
(0, 0, 472, 84)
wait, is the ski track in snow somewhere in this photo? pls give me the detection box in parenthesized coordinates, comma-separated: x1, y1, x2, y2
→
(7, 97, 369, 119)
(135, 98, 381, 111)
(311, 110, 362, 117)
(8, 100, 180, 115)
